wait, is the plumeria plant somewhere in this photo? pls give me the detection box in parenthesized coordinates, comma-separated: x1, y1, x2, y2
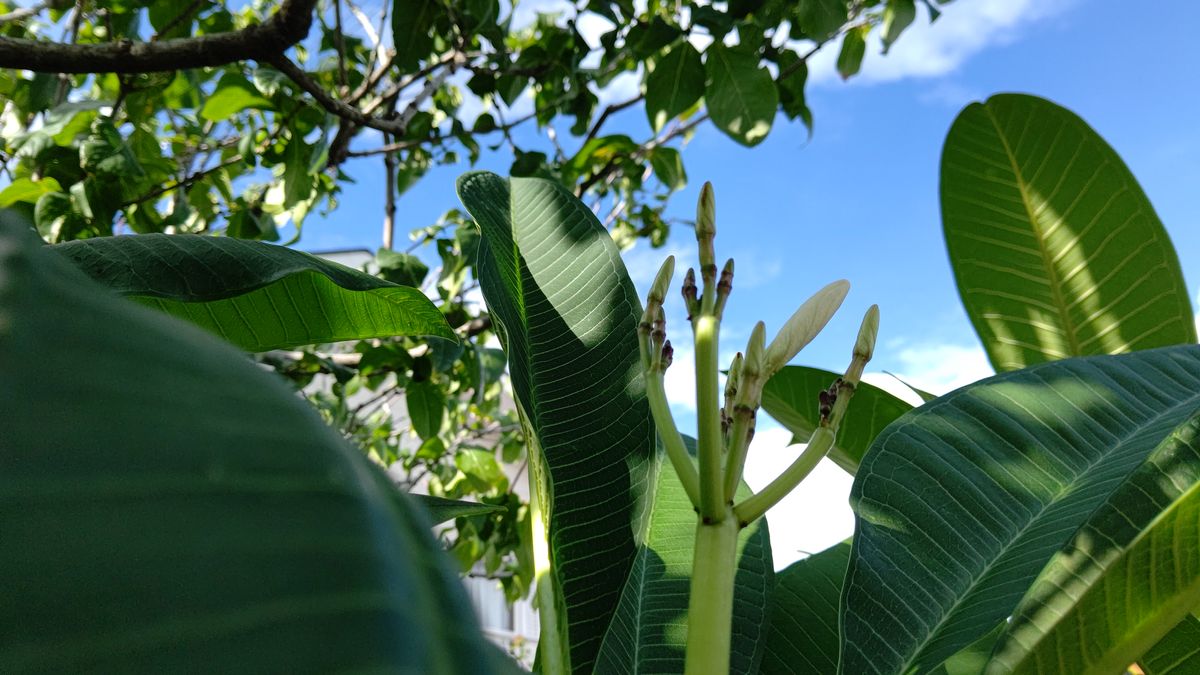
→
(636, 183, 878, 674)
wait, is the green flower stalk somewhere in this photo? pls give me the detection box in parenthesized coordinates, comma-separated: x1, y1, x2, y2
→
(638, 182, 879, 675)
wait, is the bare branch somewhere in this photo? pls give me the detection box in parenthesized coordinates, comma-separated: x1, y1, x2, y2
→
(265, 53, 407, 134)
(0, 0, 318, 73)
(0, 1, 48, 24)
(583, 93, 644, 144)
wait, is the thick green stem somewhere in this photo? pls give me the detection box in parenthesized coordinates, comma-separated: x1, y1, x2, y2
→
(734, 425, 835, 524)
(694, 315, 724, 520)
(646, 373, 702, 508)
(684, 512, 738, 675)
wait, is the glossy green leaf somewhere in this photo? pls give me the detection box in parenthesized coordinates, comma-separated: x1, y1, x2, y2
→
(881, 0, 917, 52)
(761, 365, 913, 474)
(795, 0, 850, 41)
(705, 44, 777, 147)
(455, 448, 507, 493)
(760, 541, 850, 675)
(0, 212, 515, 674)
(51, 234, 455, 351)
(645, 41, 705, 132)
(836, 25, 869, 80)
(0, 176, 61, 208)
(650, 146, 687, 191)
(595, 437, 773, 674)
(199, 73, 274, 122)
(392, 0, 437, 70)
(941, 94, 1195, 372)
(986, 411, 1200, 675)
(413, 494, 506, 523)
(1140, 615, 1200, 675)
(459, 171, 659, 673)
(775, 50, 812, 132)
(839, 346, 1200, 675)
(376, 249, 430, 287)
(406, 380, 445, 440)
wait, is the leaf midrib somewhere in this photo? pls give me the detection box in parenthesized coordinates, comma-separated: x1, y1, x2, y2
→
(980, 104, 1083, 357)
(897, 382, 1200, 672)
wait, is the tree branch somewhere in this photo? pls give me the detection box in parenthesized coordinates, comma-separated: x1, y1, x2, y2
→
(0, 1, 49, 24)
(0, 0, 318, 73)
(264, 52, 407, 134)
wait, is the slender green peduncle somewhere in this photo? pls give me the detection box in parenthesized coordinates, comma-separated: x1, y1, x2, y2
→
(734, 305, 879, 524)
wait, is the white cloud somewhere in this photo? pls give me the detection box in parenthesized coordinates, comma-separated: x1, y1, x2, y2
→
(889, 340, 993, 396)
(742, 426, 855, 569)
(805, 0, 1076, 86)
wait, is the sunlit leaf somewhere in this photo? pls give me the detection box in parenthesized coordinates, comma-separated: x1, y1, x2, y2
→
(941, 94, 1195, 372)
(840, 346, 1200, 674)
(52, 234, 455, 351)
(705, 44, 777, 146)
(986, 410, 1200, 674)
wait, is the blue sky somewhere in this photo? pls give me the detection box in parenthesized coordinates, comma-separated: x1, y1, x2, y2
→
(299, 0, 1200, 564)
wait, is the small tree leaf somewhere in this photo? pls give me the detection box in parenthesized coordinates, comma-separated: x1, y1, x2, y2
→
(705, 44, 777, 147)
(645, 41, 705, 132)
(836, 25, 869, 80)
(406, 380, 445, 440)
(392, 0, 437, 70)
(199, 73, 274, 122)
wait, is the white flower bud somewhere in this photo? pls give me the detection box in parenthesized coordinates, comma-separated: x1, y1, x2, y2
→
(763, 279, 850, 375)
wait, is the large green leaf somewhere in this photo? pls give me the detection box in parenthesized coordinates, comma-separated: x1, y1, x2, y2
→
(645, 41, 705, 133)
(705, 44, 778, 147)
(760, 541, 850, 674)
(941, 94, 1195, 373)
(986, 410, 1200, 674)
(595, 437, 773, 675)
(0, 212, 513, 673)
(458, 171, 658, 672)
(761, 365, 914, 475)
(52, 234, 454, 351)
(839, 346, 1200, 675)
(1141, 615, 1200, 675)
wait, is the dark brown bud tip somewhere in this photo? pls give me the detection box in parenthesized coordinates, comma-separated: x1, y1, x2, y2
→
(661, 340, 674, 370)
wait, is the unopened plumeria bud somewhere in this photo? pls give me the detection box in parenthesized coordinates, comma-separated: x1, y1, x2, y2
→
(722, 351, 744, 438)
(651, 307, 666, 347)
(743, 321, 766, 379)
(855, 304, 880, 362)
(844, 305, 880, 386)
(648, 255, 675, 308)
(661, 340, 674, 371)
(724, 352, 744, 404)
(682, 267, 699, 319)
(696, 182, 716, 246)
(714, 258, 734, 318)
(763, 279, 850, 375)
(695, 183, 717, 295)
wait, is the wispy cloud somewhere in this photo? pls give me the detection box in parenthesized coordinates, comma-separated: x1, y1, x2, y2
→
(889, 340, 993, 395)
(806, 0, 1077, 86)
